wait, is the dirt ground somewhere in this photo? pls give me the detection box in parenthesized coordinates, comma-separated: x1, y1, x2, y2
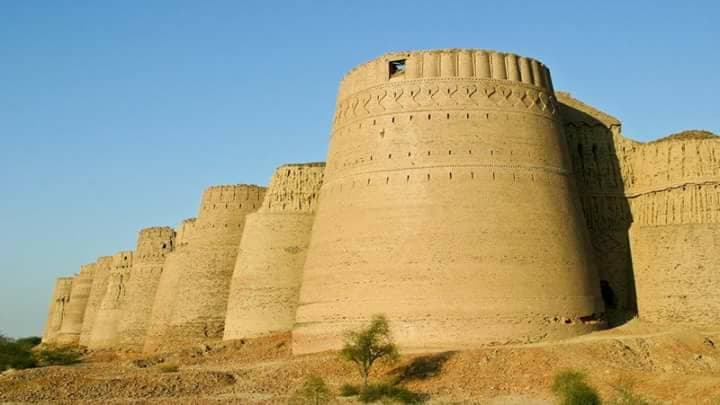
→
(2, 320, 720, 404)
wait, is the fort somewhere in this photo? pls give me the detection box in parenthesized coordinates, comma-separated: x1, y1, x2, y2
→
(41, 49, 719, 356)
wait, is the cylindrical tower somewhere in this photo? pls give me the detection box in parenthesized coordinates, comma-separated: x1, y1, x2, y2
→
(162, 185, 265, 348)
(56, 263, 96, 345)
(41, 277, 73, 344)
(144, 218, 196, 352)
(294, 49, 605, 354)
(224, 163, 325, 340)
(115, 227, 175, 350)
(87, 251, 133, 349)
(79, 256, 113, 346)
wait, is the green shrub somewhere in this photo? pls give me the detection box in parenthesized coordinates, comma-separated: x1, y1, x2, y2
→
(289, 374, 333, 405)
(340, 314, 399, 387)
(0, 342, 37, 371)
(358, 383, 426, 404)
(339, 383, 360, 396)
(158, 363, 179, 373)
(34, 347, 82, 366)
(551, 370, 601, 405)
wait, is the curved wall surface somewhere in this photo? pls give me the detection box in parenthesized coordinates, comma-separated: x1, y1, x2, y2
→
(42, 277, 73, 344)
(115, 227, 175, 350)
(224, 163, 325, 340)
(56, 263, 96, 345)
(144, 218, 196, 352)
(293, 49, 605, 354)
(79, 256, 113, 346)
(87, 251, 133, 349)
(163, 185, 265, 347)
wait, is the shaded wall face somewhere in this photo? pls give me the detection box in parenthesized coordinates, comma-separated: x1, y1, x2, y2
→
(294, 50, 605, 354)
(559, 100, 637, 321)
(163, 185, 265, 348)
(79, 256, 113, 346)
(42, 278, 73, 344)
(56, 264, 96, 345)
(87, 252, 133, 349)
(115, 227, 175, 350)
(224, 165, 325, 341)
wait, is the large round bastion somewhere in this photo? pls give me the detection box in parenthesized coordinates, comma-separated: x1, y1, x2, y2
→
(79, 255, 113, 346)
(87, 251, 133, 349)
(224, 163, 325, 341)
(161, 185, 265, 348)
(41, 277, 73, 344)
(115, 227, 175, 350)
(56, 263, 96, 345)
(144, 218, 196, 352)
(293, 49, 606, 354)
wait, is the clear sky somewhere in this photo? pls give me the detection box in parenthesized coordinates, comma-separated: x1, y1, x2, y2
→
(0, 1, 717, 337)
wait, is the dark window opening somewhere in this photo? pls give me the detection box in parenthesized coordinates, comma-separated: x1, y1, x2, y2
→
(389, 59, 406, 78)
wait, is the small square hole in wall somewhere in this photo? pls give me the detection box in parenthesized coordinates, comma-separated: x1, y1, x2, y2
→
(389, 59, 406, 78)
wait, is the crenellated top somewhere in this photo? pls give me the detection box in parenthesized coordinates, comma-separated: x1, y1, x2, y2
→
(111, 251, 133, 271)
(175, 218, 197, 247)
(96, 256, 113, 269)
(135, 226, 176, 261)
(260, 162, 326, 214)
(79, 262, 96, 276)
(199, 184, 266, 211)
(337, 49, 554, 102)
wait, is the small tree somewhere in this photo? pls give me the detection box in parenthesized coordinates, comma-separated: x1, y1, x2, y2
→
(340, 314, 399, 388)
(290, 374, 332, 405)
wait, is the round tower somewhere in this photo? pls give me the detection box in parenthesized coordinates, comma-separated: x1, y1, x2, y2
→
(115, 227, 175, 350)
(56, 263, 96, 345)
(87, 251, 133, 349)
(41, 277, 73, 344)
(162, 184, 266, 348)
(144, 218, 196, 352)
(79, 256, 113, 346)
(628, 134, 720, 325)
(293, 49, 605, 354)
(224, 163, 325, 341)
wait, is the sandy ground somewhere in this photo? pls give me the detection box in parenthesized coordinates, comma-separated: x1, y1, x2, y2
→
(2, 320, 720, 404)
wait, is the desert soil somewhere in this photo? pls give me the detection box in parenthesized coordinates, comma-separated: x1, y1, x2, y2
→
(2, 320, 720, 404)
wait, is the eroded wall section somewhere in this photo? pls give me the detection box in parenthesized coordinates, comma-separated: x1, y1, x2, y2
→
(56, 263, 96, 345)
(144, 218, 195, 352)
(42, 277, 73, 344)
(87, 251, 133, 349)
(116, 227, 175, 350)
(224, 163, 324, 340)
(162, 185, 265, 347)
(79, 256, 112, 346)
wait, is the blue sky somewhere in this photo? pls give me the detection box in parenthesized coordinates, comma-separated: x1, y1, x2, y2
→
(0, 1, 717, 337)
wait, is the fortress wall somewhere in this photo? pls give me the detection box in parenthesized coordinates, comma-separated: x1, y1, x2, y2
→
(78, 256, 113, 346)
(115, 227, 175, 351)
(163, 185, 265, 347)
(87, 251, 133, 349)
(41, 277, 73, 344)
(627, 134, 720, 324)
(56, 263, 96, 345)
(557, 93, 638, 317)
(224, 163, 325, 341)
(630, 223, 720, 325)
(143, 219, 196, 353)
(294, 49, 605, 354)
